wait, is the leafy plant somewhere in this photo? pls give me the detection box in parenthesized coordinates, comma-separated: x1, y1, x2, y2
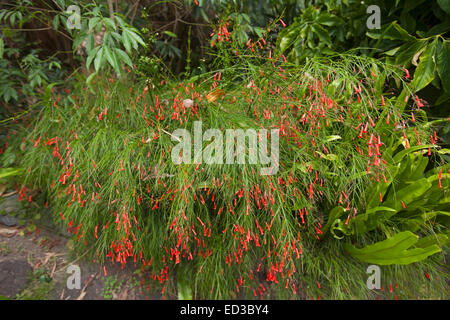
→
(69, 4, 145, 80)
(101, 276, 124, 300)
(277, 5, 354, 61)
(369, 23, 450, 103)
(344, 231, 443, 265)
(324, 135, 449, 264)
(12, 45, 447, 299)
(1, 0, 448, 300)
(277, 0, 450, 103)
(16, 267, 54, 300)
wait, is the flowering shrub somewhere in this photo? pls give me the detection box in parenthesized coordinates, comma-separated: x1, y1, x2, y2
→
(5, 17, 448, 299)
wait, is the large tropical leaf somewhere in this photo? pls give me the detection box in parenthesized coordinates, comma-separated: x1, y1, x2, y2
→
(384, 177, 432, 211)
(437, 40, 450, 94)
(344, 231, 441, 265)
(411, 39, 437, 91)
(351, 206, 397, 234)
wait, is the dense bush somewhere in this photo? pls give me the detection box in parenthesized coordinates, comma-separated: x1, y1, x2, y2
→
(0, 0, 448, 300)
(8, 41, 447, 298)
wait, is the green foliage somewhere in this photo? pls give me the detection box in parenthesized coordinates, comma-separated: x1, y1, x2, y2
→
(277, 4, 360, 61)
(325, 133, 449, 264)
(0, 48, 58, 104)
(0, 2, 66, 121)
(0, 0, 448, 300)
(70, 5, 145, 79)
(278, 0, 450, 101)
(350, 147, 449, 235)
(177, 271, 194, 300)
(0, 167, 23, 180)
(16, 267, 54, 300)
(101, 276, 124, 300)
(12, 48, 446, 299)
(344, 231, 442, 265)
(371, 24, 450, 103)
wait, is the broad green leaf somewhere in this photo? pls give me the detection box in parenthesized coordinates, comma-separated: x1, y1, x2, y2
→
(352, 207, 397, 234)
(394, 40, 427, 67)
(331, 218, 352, 239)
(344, 231, 441, 265)
(122, 29, 131, 53)
(0, 167, 23, 179)
(392, 144, 434, 163)
(399, 210, 450, 232)
(425, 20, 450, 37)
(114, 15, 126, 28)
(411, 39, 437, 91)
(104, 46, 121, 75)
(437, 40, 450, 94)
(367, 22, 415, 41)
(114, 48, 133, 67)
(384, 46, 401, 56)
(52, 15, 60, 30)
(315, 151, 337, 161)
(311, 24, 331, 47)
(103, 17, 116, 31)
(437, 0, 450, 14)
(126, 29, 146, 48)
(110, 31, 122, 42)
(392, 23, 416, 41)
(93, 47, 104, 72)
(427, 172, 450, 190)
(88, 17, 101, 31)
(396, 153, 429, 184)
(425, 163, 450, 177)
(85, 33, 95, 53)
(384, 178, 432, 211)
(437, 148, 450, 154)
(316, 13, 344, 26)
(86, 46, 100, 70)
(279, 35, 292, 53)
(72, 34, 86, 51)
(123, 29, 137, 51)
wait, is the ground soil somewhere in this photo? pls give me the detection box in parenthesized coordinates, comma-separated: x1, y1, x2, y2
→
(0, 222, 159, 300)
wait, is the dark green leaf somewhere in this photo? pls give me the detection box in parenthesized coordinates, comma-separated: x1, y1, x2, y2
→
(437, 40, 450, 94)
(437, 0, 450, 14)
(311, 24, 331, 47)
(114, 48, 133, 67)
(411, 39, 437, 91)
